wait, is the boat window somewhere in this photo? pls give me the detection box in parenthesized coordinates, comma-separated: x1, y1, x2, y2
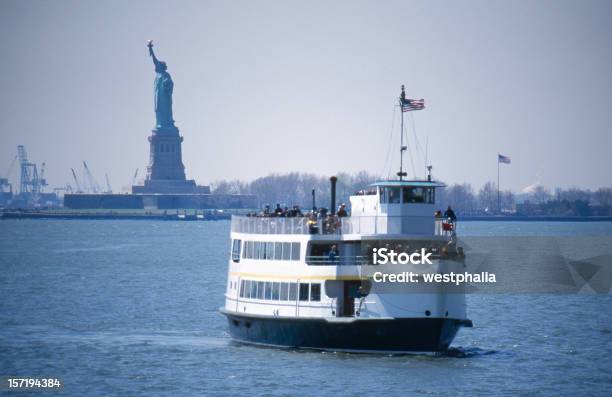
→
(310, 284, 321, 301)
(289, 283, 297, 300)
(241, 241, 302, 261)
(427, 188, 435, 204)
(250, 280, 257, 298)
(282, 242, 291, 260)
(403, 187, 425, 203)
(265, 282, 273, 300)
(255, 242, 261, 259)
(272, 282, 280, 300)
(382, 187, 401, 204)
(231, 239, 241, 262)
(257, 281, 264, 299)
(274, 242, 283, 260)
(291, 242, 300, 260)
(280, 282, 289, 300)
(299, 283, 309, 301)
(402, 187, 435, 204)
(239, 280, 245, 297)
(245, 280, 252, 298)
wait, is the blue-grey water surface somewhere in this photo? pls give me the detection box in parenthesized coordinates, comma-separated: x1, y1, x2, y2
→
(1, 220, 611, 396)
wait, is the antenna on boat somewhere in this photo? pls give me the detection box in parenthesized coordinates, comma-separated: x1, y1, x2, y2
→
(397, 85, 425, 181)
(397, 85, 408, 181)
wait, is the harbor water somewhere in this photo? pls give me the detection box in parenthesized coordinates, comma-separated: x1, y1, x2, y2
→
(1, 220, 611, 396)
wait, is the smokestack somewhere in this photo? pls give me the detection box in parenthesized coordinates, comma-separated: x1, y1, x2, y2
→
(311, 188, 316, 211)
(330, 176, 337, 215)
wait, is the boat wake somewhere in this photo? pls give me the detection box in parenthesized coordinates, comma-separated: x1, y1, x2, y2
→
(442, 346, 499, 358)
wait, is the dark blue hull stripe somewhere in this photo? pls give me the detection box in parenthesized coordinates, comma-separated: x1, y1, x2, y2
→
(222, 311, 470, 352)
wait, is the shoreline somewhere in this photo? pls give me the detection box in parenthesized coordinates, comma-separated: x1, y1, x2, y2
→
(1, 210, 611, 222)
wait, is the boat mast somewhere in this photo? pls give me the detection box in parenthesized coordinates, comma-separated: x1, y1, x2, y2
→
(397, 85, 408, 181)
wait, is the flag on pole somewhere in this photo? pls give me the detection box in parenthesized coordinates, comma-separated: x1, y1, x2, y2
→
(498, 154, 511, 164)
(401, 98, 425, 112)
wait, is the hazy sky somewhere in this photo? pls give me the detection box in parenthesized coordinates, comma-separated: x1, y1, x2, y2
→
(1, 0, 611, 192)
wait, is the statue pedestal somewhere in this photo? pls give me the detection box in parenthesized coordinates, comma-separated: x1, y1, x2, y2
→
(146, 128, 186, 181)
(131, 126, 211, 194)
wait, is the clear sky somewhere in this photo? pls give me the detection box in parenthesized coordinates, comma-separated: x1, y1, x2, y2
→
(1, 0, 610, 192)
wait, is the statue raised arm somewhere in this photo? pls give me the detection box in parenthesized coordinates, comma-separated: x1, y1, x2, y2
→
(148, 40, 161, 69)
(147, 40, 176, 131)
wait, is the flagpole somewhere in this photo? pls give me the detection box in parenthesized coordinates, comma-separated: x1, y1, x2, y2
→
(400, 98, 404, 181)
(497, 154, 500, 213)
(398, 85, 406, 181)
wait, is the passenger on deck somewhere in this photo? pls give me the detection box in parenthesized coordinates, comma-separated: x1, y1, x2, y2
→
(328, 245, 339, 262)
(292, 205, 303, 217)
(274, 203, 283, 216)
(307, 211, 318, 234)
(444, 206, 457, 223)
(337, 203, 348, 217)
(434, 210, 443, 234)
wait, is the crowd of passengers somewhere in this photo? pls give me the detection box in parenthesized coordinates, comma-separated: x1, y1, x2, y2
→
(245, 203, 349, 234)
(245, 202, 457, 235)
(246, 203, 349, 219)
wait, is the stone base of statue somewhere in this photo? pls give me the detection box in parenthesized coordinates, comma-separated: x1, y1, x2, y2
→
(131, 126, 210, 194)
(146, 127, 186, 181)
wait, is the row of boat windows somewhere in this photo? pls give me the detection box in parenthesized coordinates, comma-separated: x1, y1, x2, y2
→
(231, 239, 301, 262)
(238, 279, 321, 302)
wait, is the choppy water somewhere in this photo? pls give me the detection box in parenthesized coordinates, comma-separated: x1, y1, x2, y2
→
(0, 220, 611, 396)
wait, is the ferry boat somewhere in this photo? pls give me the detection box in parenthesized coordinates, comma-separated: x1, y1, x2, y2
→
(220, 87, 472, 353)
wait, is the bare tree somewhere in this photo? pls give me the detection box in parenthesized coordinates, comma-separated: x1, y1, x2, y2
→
(478, 181, 498, 213)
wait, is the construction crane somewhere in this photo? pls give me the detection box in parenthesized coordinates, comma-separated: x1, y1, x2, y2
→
(131, 168, 139, 186)
(70, 168, 83, 193)
(39, 162, 48, 191)
(17, 145, 44, 196)
(104, 173, 112, 194)
(82, 161, 101, 194)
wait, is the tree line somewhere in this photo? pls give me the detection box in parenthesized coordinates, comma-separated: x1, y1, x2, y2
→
(211, 172, 612, 217)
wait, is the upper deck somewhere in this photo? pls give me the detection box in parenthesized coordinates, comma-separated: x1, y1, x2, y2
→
(231, 179, 452, 237)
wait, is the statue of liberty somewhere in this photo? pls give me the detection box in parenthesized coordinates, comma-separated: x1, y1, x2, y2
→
(147, 40, 176, 131)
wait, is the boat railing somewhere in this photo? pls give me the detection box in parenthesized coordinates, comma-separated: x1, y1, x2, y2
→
(231, 215, 452, 236)
(305, 255, 368, 266)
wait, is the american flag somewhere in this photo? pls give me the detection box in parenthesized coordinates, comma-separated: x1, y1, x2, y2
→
(498, 154, 511, 164)
(401, 98, 425, 112)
